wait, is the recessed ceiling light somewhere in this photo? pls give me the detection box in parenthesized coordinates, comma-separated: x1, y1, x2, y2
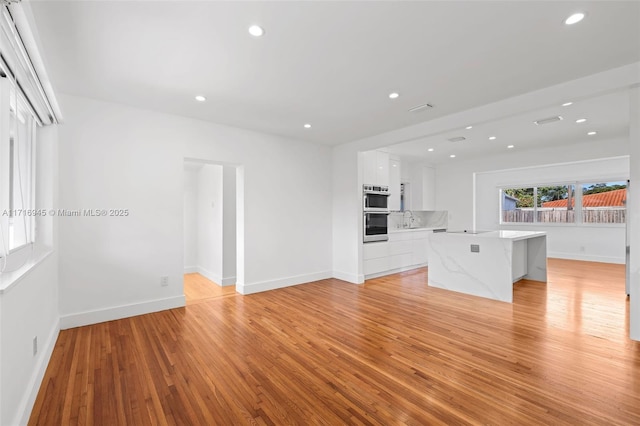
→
(428, 148, 434, 152)
(587, 131, 597, 136)
(507, 145, 514, 149)
(303, 123, 311, 129)
(389, 92, 399, 99)
(489, 136, 496, 140)
(576, 118, 587, 123)
(248, 25, 265, 37)
(449, 154, 456, 158)
(562, 102, 573, 107)
(465, 125, 473, 130)
(195, 95, 206, 102)
(565, 12, 585, 25)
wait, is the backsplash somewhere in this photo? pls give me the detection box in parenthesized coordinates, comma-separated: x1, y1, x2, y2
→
(389, 210, 448, 230)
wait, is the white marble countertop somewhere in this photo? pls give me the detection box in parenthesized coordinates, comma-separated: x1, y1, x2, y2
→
(389, 227, 445, 233)
(440, 230, 546, 241)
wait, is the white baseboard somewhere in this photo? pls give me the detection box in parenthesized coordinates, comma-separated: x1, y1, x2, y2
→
(237, 270, 332, 295)
(60, 295, 186, 330)
(332, 270, 364, 284)
(548, 252, 624, 264)
(220, 276, 236, 286)
(16, 317, 60, 426)
(364, 263, 427, 280)
(197, 267, 222, 286)
(184, 266, 198, 274)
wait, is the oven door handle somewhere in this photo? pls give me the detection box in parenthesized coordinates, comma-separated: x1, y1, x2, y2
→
(363, 212, 391, 215)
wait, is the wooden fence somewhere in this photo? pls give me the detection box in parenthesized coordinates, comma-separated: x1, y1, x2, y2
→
(502, 208, 625, 224)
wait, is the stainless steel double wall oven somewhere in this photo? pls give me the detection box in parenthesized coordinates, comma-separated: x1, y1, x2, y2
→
(363, 184, 390, 243)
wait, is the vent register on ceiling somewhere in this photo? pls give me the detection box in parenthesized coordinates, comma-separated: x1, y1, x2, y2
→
(0, 2, 60, 275)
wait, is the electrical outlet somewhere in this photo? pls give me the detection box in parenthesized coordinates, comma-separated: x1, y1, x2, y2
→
(33, 336, 37, 356)
(580, 245, 586, 252)
(160, 276, 169, 287)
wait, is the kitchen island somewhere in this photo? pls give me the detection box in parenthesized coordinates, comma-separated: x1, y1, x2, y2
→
(427, 230, 547, 303)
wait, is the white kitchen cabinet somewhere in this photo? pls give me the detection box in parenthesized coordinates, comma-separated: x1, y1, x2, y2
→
(364, 230, 430, 279)
(364, 257, 390, 275)
(376, 151, 389, 186)
(390, 239, 412, 256)
(400, 159, 410, 181)
(362, 151, 378, 185)
(362, 150, 389, 186)
(407, 163, 436, 210)
(363, 240, 389, 259)
(363, 241, 390, 276)
(411, 236, 429, 265)
(389, 158, 401, 211)
(389, 253, 413, 270)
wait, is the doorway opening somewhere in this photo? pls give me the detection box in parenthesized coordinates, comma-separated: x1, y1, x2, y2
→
(183, 159, 242, 305)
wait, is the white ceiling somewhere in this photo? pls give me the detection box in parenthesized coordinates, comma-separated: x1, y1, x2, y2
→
(385, 89, 631, 164)
(29, 1, 640, 146)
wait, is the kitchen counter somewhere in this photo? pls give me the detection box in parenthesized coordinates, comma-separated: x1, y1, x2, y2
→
(444, 230, 546, 241)
(427, 230, 547, 303)
(389, 227, 445, 233)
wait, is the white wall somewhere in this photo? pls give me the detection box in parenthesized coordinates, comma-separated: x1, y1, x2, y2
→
(436, 138, 630, 231)
(474, 155, 629, 263)
(57, 94, 333, 327)
(197, 164, 223, 284)
(222, 165, 236, 285)
(0, 125, 59, 426)
(331, 64, 640, 284)
(183, 167, 198, 272)
(332, 148, 363, 283)
(628, 86, 640, 340)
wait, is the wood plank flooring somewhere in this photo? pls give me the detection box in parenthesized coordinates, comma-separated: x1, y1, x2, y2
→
(183, 273, 236, 306)
(29, 259, 640, 425)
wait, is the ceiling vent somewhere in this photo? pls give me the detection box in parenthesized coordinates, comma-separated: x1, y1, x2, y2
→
(447, 136, 466, 143)
(408, 103, 434, 113)
(534, 116, 563, 125)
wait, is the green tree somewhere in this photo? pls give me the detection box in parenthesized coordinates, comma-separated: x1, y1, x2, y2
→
(504, 188, 534, 208)
(583, 183, 626, 195)
(538, 186, 568, 202)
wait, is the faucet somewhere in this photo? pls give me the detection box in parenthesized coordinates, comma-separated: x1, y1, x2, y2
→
(403, 210, 415, 228)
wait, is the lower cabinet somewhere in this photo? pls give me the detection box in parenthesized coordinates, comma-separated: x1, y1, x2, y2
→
(363, 230, 430, 278)
(363, 242, 389, 275)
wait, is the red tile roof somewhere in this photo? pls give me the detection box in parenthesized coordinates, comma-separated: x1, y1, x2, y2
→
(542, 188, 626, 208)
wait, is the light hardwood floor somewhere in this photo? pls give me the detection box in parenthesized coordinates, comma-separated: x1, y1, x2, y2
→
(183, 273, 236, 306)
(29, 259, 640, 425)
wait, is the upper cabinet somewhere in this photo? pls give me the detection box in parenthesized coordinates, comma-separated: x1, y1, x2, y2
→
(363, 150, 389, 186)
(361, 152, 436, 211)
(405, 162, 436, 211)
(389, 158, 401, 211)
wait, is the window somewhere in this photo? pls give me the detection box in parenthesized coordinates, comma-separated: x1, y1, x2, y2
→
(501, 185, 575, 224)
(537, 185, 575, 224)
(500, 181, 625, 225)
(1, 82, 37, 254)
(502, 187, 535, 223)
(580, 182, 626, 224)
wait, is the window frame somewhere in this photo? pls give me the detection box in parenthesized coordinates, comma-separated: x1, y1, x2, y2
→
(1, 76, 37, 258)
(499, 179, 627, 227)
